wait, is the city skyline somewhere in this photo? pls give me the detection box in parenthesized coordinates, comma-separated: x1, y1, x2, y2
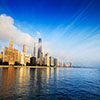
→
(0, 0, 100, 67)
(0, 39, 62, 67)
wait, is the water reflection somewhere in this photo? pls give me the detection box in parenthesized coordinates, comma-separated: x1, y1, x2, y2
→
(16, 67, 30, 96)
(17, 67, 30, 86)
(29, 68, 58, 95)
(0, 68, 17, 98)
(0, 67, 99, 100)
(0, 67, 58, 99)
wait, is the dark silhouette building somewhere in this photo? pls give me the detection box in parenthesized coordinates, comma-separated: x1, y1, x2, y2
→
(30, 57, 37, 66)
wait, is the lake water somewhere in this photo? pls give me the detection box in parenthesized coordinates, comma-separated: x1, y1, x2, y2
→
(0, 67, 100, 100)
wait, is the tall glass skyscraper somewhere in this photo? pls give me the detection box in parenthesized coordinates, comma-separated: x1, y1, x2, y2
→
(38, 38, 42, 58)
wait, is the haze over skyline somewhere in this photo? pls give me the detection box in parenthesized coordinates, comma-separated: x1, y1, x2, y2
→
(0, 0, 100, 67)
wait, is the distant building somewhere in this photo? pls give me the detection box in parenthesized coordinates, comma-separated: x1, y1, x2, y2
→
(0, 53, 3, 64)
(38, 38, 42, 58)
(44, 53, 49, 66)
(1, 48, 3, 54)
(63, 62, 72, 67)
(54, 58, 58, 67)
(40, 52, 44, 65)
(49, 56, 54, 66)
(30, 56, 37, 66)
(0, 48, 3, 64)
(37, 58, 40, 65)
(18, 51, 31, 66)
(18, 52, 25, 65)
(34, 42, 37, 59)
(3, 40, 18, 65)
(58, 62, 63, 67)
(23, 44, 27, 55)
(25, 54, 31, 64)
(9, 40, 13, 48)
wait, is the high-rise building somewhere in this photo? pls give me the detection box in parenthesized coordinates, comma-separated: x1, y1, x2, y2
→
(38, 38, 42, 58)
(23, 44, 27, 55)
(30, 56, 37, 66)
(0, 48, 3, 64)
(18, 52, 25, 65)
(3, 40, 18, 65)
(54, 58, 58, 67)
(25, 54, 31, 64)
(9, 40, 13, 49)
(40, 52, 44, 65)
(44, 53, 49, 66)
(18, 52, 32, 66)
(49, 56, 54, 67)
(34, 42, 37, 58)
(0, 53, 3, 64)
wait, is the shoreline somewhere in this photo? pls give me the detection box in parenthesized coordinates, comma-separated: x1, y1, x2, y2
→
(0, 65, 57, 68)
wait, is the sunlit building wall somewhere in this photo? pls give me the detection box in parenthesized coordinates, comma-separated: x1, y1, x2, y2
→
(3, 40, 18, 65)
(0, 48, 3, 64)
(0, 53, 3, 63)
(18, 52, 25, 65)
(23, 44, 27, 55)
(25, 55, 31, 64)
(40, 52, 44, 65)
(9, 40, 13, 49)
(44, 53, 49, 66)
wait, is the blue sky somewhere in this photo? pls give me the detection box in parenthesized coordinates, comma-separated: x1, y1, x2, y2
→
(0, 0, 100, 67)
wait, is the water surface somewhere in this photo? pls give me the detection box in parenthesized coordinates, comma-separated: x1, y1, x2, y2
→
(0, 67, 100, 100)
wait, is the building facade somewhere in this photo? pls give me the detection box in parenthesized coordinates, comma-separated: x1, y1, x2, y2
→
(54, 58, 58, 67)
(30, 56, 37, 66)
(0, 53, 3, 64)
(18, 52, 25, 65)
(38, 38, 42, 58)
(44, 53, 49, 66)
(25, 55, 31, 64)
(63, 62, 72, 67)
(49, 56, 54, 66)
(40, 52, 44, 65)
(23, 44, 27, 55)
(3, 40, 18, 65)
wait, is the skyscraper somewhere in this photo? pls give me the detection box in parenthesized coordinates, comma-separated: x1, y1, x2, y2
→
(18, 52, 25, 65)
(49, 56, 54, 67)
(40, 52, 44, 65)
(23, 44, 27, 55)
(44, 53, 49, 66)
(54, 58, 58, 67)
(38, 38, 42, 58)
(3, 40, 18, 65)
(0, 52, 3, 64)
(30, 56, 37, 66)
(9, 40, 13, 48)
(34, 42, 37, 58)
